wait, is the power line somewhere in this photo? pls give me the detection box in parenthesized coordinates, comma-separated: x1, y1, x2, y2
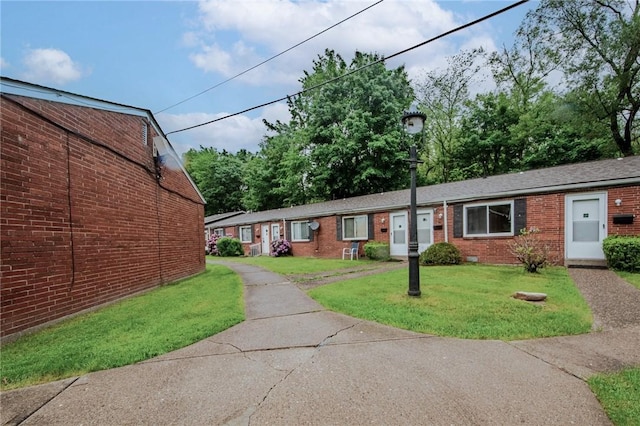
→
(166, 0, 529, 136)
(155, 0, 385, 114)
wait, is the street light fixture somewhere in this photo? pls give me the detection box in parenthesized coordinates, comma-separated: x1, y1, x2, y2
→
(402, 108, 426, 297)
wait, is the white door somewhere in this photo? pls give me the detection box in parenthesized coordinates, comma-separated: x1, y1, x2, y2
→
(417, 209, 433, 254)
(565, 193, 607, 259)
(390, 211, 408, 256)
(261, 225, 270, 255)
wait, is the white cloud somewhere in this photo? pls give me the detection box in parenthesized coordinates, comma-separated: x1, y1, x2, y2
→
(157, 102, 291, 156)
(187, 0, 462, 88)
(21, 48, 87, 85)
(0, 57, 9, 70)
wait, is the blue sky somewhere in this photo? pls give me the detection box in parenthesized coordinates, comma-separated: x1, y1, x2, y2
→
(1, 0, 537, 156)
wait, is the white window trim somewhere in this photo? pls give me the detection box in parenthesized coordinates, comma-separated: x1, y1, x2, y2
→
(291, 220, 310, 242)
(342, 215, 368, 240)
(463, 200, 514, 237)
(271, 224, 280, 241)
(214, 228, 224, 236)
(239, 226, 252, 243)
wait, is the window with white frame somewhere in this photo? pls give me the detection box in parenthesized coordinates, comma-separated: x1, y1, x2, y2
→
(271, 224, 280, 241)
(291, 221, 310, 241)
(464, 201, 513, 236)
(239, 226, 252, 243)
(214, 228, 224, 236)
(343, 215, 368, 240)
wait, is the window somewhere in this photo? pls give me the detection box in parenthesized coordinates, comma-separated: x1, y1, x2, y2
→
(239, 226, 252, 243)
(417, 212, 431, 244)
(271, 224, 280, 241)
(291, 221, 310, 241)
(343, 215, 368, 240)
(214, 228, 224, 237)
(464, 201, 513, 236)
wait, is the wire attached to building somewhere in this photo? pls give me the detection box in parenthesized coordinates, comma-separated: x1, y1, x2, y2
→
(154, 0, 385, 114)
(165, 0, 529, 136)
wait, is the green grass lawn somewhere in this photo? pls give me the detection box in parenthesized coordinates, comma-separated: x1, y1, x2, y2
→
(616, 271, 640, 290)
(308, 264, 592, 340)
(0, 264, 244, 391)
(210, 255, 378, 275)
(589, 367, 640, 426)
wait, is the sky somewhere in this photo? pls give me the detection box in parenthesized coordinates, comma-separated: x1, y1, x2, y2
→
(1, 0, 538, 156)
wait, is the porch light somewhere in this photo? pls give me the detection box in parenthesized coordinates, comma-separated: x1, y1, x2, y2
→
(402, 108, 426, 297)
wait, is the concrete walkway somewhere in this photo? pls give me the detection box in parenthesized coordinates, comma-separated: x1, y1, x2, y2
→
(2, 263, 639, 425)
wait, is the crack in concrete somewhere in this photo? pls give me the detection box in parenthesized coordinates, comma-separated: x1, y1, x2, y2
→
(246, 308, 325, 321)
(14, 378, 79, 426)
(242, 322, 366, 425)
(507, 342, 588, 382)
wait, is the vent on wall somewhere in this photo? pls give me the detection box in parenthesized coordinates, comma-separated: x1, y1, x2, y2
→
(142, 122, 148, 146)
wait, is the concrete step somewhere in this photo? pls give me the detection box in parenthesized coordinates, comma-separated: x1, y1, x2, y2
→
(565, 259, 608, 269)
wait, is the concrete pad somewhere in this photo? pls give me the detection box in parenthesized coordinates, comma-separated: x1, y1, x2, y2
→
(244, 282, 323, 319)
(252, 338, 611, 425)
(19, 349, 315, 426)
(511, 325, 640, 379)
(210, 311, 361, 352)
(0, 378, 76, 426)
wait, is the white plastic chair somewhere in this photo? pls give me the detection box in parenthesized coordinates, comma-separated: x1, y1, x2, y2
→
(342, 241, 359, 260)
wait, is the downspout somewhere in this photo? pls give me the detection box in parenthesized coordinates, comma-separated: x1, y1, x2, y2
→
(282, 218, 286, 240)
(443, 200, 448, 243)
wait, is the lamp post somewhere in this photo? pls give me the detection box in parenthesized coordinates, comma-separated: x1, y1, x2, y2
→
(402, 109, 426, 297)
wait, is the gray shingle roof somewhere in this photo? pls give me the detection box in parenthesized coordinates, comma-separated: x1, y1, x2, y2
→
(214, 156, 640, 227)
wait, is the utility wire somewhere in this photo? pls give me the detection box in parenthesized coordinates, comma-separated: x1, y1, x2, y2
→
(166, 0, 529, 135)
(155, 0, 385, 114)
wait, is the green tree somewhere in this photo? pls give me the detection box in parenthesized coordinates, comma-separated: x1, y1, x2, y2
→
(242, 122, 311, 211)
(280, 49, 414, 200)
(524, 0, 639, 155)
(414, 49, 483, 183)
(455, 92, 520, 178)
(183, 147, 249, 215)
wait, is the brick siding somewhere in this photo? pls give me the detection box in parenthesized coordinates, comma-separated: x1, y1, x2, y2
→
(1, 95, 205, 339)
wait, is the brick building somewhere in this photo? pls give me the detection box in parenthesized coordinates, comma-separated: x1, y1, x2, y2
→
(1, 78, 206, 339)
(209, 156, 640, 266)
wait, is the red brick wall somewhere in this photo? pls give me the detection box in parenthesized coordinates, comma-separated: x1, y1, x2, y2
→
(1, 95, 205, 339)
(608, 186, 640, 235)
(214, 189, 639, 264)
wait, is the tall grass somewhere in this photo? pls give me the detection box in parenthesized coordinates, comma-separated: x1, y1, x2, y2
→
(309, 264, 592, 340)
(1, 265, 244, 390)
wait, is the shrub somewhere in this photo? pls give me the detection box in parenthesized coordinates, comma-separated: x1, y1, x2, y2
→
(419, 242, 461, 266)
(364, 241, 390, 261)
(206, 233, 221, 256)
(216, 237, 244, 257)
(509, 227, 550, 273)
(603, 235, 640, 272)
(270, 239, 292, 257)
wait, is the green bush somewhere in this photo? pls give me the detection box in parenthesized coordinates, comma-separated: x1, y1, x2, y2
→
(363, 242, 390, 261)
(216, 237, 244, 257)
(603, 235, 640, 272)
(419, 242, 462, 266)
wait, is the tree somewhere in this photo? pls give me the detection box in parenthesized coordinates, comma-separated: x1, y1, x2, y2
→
(455, 92, 521, 178)
(523, 0, 640, 156)
(242, 122, 310, 211)
(278, 49, 414, 200)
(183, 147, 249, 215)
(414, 49, 484, 183)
